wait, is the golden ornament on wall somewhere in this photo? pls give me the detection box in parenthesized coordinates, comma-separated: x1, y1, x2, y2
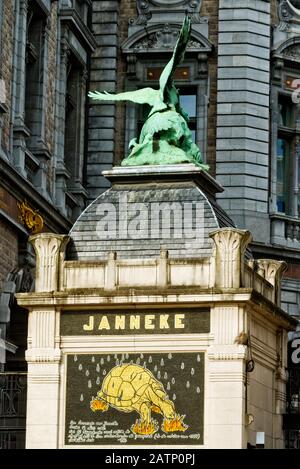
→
(17, 200, 44, 234)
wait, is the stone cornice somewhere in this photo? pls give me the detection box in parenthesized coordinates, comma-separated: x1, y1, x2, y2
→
(16, 287, 297, 328)
(59, 8, 97, 52)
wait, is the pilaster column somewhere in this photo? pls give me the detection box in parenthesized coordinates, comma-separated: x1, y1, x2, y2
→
(12, 0, 29, 176)
(207, 304, 248, 448)
(55, 37, 71, 215)
(209, 228, 252, 288)
(25, 307, 61, 448)
(30, 233, 69, 292)
(13, 0, 28, 125)
(105, 252, 116, 290)
(26, 233, 69, 447)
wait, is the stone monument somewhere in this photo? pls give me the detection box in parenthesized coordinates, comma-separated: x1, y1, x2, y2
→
(16, 15, 297, 449)
(89, 15, 208, 168)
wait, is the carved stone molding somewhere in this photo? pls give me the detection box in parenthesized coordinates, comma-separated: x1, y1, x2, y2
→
(25, 349, 61, 363)
(278, 0, 300, 31)
(123, 23, 212, 54)
(27, 372, 60, 383)
(209, 228, 252, 289)
(30, 233, 70, 292)
(207, 345, 247, 362)
(136, 0, 203, 25)
(25, 307, 62, 364)
(20, 0, 29, 14)
(208, 371, 246, 382)
(133, 26, 203, 50)
(256, 259, 287, 305)
(283, 44, 300, 58)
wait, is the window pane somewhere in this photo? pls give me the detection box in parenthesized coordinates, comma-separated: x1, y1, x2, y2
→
(137, 103, 151, 136)
(180, 95, 196, 118)
(277, 138, 287, 213)
(278, 96, 292, 127)
(189, 129, 196, 143)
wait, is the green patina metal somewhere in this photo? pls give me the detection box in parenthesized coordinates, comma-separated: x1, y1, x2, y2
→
(88, 15, 209, 170)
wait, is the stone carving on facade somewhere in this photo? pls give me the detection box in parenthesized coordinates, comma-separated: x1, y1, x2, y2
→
(132, 24, 203, 51)
(123, 23, 211, 55)
(90, 16, 208, 168)
(282, 44, 300, 58)
(278, 0, 300, 31)
(136, 0, 203, 25)
(256, 259, 287, 305)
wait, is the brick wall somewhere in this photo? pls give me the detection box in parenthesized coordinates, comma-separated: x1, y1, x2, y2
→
(1, 0, 14, 152)
(45, 2, 58, 195)
(45, 2, 58, 156)
(0, 220, 18, 290)
(271, 0, 278, 24)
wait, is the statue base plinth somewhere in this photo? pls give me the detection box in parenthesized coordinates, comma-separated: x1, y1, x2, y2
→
(102, 163, 223, 198)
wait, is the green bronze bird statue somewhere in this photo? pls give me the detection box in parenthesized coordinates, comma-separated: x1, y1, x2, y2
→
(88, 15, 208, 169)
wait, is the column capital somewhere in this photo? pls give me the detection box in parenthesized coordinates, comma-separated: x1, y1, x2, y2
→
(209, 228, 252, 288)
(30, 233, 70, 292)
(256, 259, 287, 305)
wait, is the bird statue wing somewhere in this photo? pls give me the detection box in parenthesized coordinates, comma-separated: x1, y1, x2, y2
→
(88, 88, 159, 106)
(159, 14, 191, 106)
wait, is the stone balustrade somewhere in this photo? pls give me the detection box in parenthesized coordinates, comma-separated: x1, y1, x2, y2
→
(28, 228, 285, 307)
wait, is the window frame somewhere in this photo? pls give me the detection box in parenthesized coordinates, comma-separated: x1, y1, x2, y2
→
(272, 86, 300, 218)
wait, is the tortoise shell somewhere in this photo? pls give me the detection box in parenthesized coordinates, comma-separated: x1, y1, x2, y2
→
(98, 364, 159, 408)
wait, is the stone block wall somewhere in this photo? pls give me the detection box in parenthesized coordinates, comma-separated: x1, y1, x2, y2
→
(202, 0, 219, 176)
(216, 0, 271, 243)
(87, 0, 121, 202)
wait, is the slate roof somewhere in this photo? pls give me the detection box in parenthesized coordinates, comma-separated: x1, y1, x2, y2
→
(67, 166, 235, 261)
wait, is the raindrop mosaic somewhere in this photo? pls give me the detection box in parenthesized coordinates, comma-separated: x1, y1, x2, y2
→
(65, 352, 204, 446)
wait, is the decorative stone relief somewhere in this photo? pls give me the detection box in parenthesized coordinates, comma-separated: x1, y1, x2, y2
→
(123, 23, 212, 57)
(136, 0, 203, 24)
(209, 228, 252, 289)
(282, 44, 300, 58)
(278, 0, 300, 31)
(132, 24, 203, 50)
(30, 233, 70, 292)
(256, 259, 287, 305)
(256, 259, 287, 286)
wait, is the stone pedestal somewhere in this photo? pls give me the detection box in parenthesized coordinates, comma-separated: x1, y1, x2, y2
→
(16, 164, 297, 448)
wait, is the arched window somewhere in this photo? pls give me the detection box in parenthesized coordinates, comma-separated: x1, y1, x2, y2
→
(272, 40, 300, 219)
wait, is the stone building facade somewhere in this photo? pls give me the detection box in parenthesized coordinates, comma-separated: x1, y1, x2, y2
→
(0, 0, 95, 448)
(86, 0, 300, 324)
(16, 165, 297, 449)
